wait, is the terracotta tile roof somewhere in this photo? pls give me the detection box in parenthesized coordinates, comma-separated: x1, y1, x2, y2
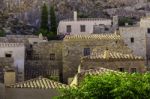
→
(0, 43, 24, 47)
(8, 77, 69, 89)
(64, 34, 121, 41)
(83, 50, 143, 60)
(78, 67, 116, 77)
(61, 18, 110, 22)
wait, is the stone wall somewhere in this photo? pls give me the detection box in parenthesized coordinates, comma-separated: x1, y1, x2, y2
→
(62, 37, 132, 83)
(0, 83, 5, 99)
(25, 41, 63, 81)
(0, 58, 14, 67)
(0, 43, 25, 82)
(81, 60, 146, 73)
(120, 27, 147, 58)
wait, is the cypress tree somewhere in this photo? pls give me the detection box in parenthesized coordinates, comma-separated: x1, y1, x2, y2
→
(40, 3, 48, 30)
(0, 29, 5, 37)
(50, 6, 57, 35)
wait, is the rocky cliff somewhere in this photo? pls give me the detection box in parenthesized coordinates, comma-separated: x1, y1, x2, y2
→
(0, 0, 148, 35)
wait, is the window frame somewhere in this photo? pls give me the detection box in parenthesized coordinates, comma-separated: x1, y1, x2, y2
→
(80, 25, 86, 32)
(5, 53, 12, 58)
(147, 28, 150, 34)
(66, 25, 72, 33)
(83, 48, 91, 56)
(131, 68, 137, 73)
(118, 68, 125, 72)
(50, 53, 55, 60)
(130, 37, 134, 43)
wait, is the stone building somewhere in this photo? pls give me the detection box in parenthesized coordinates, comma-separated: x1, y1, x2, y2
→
(120, 27, 146, 58)
(4, 76, 69, 99)
(0, 43, 25, 82)
(119, 16, 150, 62)
(81, 50, 146, 74)
(0, 83, 5, 99)
(57, 11, 118, 35)
(70, 67, 117, 86)
(0, 57, 14, 83)
(0, 34, 48, 83)
(62, 34, 132, 83)
(0, 33, 146, 84)
(25, 41, 63, 81)
(0, 34, 47, 44)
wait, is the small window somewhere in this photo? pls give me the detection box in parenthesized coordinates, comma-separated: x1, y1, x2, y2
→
(84, 48, 90, 56)
(118, 68, 125, 72)
(115, 41, 118, 44)
(80, 25, 86, 32)
(105, 27, 109, 31)
(5, 53, 12, 58)
(50, 54, 55, 60)
(131, 68, 137, 73)
(33, 42, 38, 44)
(66, 25, 71, 33)
(34, 54, 39, 60)
(148, 28, 150, 33)
(130, 37, 134, 43)
(30, 44, 33, 48)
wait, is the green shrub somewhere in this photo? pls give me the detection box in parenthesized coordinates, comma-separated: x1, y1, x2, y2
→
(56, 72, 150, 99)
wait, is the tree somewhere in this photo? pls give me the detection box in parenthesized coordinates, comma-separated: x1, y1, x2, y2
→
(36, 29, 48, 37)
(119, 17, 134, 26)
(56, 72, 150, 99)
(50, 6, 57, 35)
(40, 3, 48, 30)
(0, 29, 5, 37)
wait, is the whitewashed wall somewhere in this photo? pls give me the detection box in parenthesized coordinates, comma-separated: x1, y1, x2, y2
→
(57, 19, 112, 35)
(0, 43, 25, 82)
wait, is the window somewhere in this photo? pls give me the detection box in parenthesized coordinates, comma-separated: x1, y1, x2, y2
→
(105, 27, 109, 31)
(33, 42, 38, 44)
(148, 28, 150, 33)
(5, 53, 12, 58)
(66, 25, 71, 33)
(34, 54, 39, 60)
(130, 37, 134, 43)
(84, 48, 90, 56)
(131, 68, 137, 73)
(50, 54, 55, 60)
(80, 25, 86, 32)
(118, 68, 125, 72)
(30, 44, 33, 48)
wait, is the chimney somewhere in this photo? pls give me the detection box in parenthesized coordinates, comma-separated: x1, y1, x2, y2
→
(74, 11, 77, 21)
(103, 50, 110, 59)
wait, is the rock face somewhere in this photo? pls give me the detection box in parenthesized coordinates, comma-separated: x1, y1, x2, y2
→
(0, 0, 148, 35)
(0, 11, 37, 35)
(1, 0, 147, 25)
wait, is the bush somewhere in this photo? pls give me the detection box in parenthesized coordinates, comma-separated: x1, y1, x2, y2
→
(0, 30, 5, 37)
(119, 17, 134, 26)
(56, 72, 150, 99)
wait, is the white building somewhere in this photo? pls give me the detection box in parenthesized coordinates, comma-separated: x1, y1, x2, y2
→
(0, 43, 25, 82)
(57, 11, 118, 35)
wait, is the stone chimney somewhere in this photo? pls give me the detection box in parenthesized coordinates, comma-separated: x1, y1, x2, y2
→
(103, 50, 110, 59)
(39, 33, 43, 40)
(74, 11, 77, 21)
